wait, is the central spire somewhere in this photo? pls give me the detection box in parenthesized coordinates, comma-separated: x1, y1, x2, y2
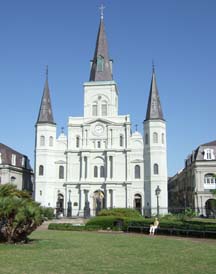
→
(89, 9, 113, 81)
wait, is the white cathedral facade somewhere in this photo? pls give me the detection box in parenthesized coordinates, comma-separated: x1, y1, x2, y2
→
(34, 14, 168, 217)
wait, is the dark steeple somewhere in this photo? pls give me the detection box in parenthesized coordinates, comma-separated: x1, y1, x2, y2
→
(145, 67, 164, 121)
(89, 10, 112, 81)
(37, 67, 55, 124)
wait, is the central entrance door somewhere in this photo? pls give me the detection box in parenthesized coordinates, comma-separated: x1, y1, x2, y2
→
(93, 190, 105, 215)
(134, 194, 142, 214)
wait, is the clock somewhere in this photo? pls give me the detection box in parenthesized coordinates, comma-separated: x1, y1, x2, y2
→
(94, 124, 104, 135)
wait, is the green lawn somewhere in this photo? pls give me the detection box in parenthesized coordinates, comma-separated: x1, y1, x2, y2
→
(0, 230, 215, 274)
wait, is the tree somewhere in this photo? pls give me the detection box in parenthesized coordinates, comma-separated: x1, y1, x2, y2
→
(0, 184, 43, 243)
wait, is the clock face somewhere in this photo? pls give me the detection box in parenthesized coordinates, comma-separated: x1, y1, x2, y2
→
(94, 124, 104, 135)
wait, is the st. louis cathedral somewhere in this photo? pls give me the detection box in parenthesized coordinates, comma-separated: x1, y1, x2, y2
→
(34, 12, 168, 217)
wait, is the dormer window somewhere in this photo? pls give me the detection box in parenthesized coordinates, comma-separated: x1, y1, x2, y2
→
(97, 55, 104, 72)
(11, 154, 16, 166)
(22, 157, 25, 167)
(204, 149, 215, 160)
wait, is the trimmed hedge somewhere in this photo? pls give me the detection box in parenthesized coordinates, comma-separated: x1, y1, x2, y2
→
(98, 208, 142, 218)
(86, 216, 122, 229)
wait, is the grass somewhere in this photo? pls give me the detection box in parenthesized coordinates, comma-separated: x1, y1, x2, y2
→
(0, 230, 215, 274)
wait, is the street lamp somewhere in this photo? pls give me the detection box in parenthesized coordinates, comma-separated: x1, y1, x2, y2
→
(56, 190, 61, 218)
(67, 189, 72, 217)
(155, 185, 161, 217)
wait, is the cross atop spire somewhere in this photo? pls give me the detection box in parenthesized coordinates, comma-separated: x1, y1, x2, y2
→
(152, 59, 155, 73)
(46, 65, 48, 80)
(99, 4, 105, 19)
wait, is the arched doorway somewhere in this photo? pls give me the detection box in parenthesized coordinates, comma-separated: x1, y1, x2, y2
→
(134, 194, 142, 214)
(93, 190, 105, 215)
(205, 199, 216, 217)
(56, 193, 64, 217)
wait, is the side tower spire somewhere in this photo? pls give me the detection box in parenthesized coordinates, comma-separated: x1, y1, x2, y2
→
(145, 67, 164, 121)
(37, 66, 55, 124)
(34, 68, 57, 203)
(143, 67, 168, 217)
(89, 9, 112, 81)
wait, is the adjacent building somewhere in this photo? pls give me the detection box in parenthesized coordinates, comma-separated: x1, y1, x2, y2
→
(34, 13, 168, 217)
(168, 140, 216, 216)
(0, 143, 33, 193)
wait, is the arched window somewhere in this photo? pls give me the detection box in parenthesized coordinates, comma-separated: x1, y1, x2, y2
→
(153, 132, 158, 143)
(97, 141, 101, 148)
(92, 102, 98, 116)
(100, 166, 105, 178)
(76, 136, 80, 148)
(40, 135, 45, 146)
(162, 133, 165, 144)
(49, 136, 53, 146)
(135, 165, 141, 179)
(11, 176, 16, 183)
(120, 135, 124, 147)
(145, 134, 148, 145)
(97, 55, 104, 72)
(94, 166, 98, 178)
(154, 163, 159, 175)
(59, 165, 64, 179)
(102, 103, 107, 116)
(39, 165, 44, 176)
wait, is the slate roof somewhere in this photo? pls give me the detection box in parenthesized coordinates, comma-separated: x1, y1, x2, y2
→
(37, 73, 55, 124)
(145, 69, 164, 121)
(89, 17, 113, 81)
(0, 143, 28, 168)
(185, 140, 216, 166)
(201, 140, 216, 147)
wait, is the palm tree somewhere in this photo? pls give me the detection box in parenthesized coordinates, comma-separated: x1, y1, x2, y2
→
(0, 184, 43, 243)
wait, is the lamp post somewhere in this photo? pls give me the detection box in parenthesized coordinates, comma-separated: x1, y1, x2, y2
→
(67, 189, 72, 217)
(56, 190, 60, 218)
(183, 192, 186, 212)
(155, 185, 161, 217)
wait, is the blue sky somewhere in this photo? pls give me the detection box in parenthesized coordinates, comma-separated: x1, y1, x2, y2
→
(0, 0, 216, 176)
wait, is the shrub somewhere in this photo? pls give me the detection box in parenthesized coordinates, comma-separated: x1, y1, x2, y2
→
(40, 207, 54, 220)
(86, 216, 119, 229)
(98, 208, 142, 218)
(0, 184, 43, 243)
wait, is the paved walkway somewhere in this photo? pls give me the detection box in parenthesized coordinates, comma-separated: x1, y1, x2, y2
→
(37, 218, 87, 231)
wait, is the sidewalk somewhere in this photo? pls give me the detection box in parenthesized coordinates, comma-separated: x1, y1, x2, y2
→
(37, 217, 87, 231)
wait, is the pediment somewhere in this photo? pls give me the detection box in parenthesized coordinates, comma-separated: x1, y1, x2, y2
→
(55, 160, 66, 164)
(131, 159, 143, 163)
(84, 118, 117, 126)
